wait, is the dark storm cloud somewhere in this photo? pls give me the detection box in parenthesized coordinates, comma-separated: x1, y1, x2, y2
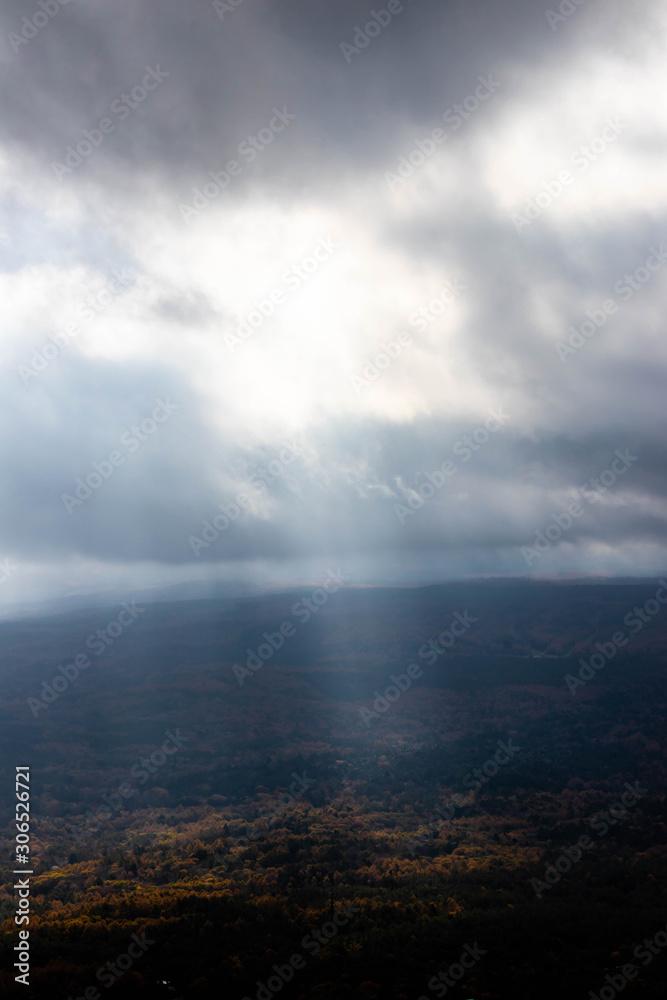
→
(0, 0, 655, 196)
(0, 352, 231, 561)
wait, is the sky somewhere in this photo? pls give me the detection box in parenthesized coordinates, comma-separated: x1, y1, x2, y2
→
(1, 0, 666, 609)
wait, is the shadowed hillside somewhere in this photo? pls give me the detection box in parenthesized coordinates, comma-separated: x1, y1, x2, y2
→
(1, 581, 666, 998)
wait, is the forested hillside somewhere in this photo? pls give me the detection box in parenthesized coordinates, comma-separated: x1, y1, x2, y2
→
(1, 582, 666, 998)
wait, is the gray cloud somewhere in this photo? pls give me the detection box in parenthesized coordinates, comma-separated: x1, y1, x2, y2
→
(1, 0, 666, 605)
